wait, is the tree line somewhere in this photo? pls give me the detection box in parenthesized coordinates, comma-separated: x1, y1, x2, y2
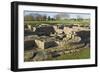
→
(24, 13, 86, 21)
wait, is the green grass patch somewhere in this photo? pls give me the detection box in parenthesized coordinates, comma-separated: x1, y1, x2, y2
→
(24, 19, 90, 26)
(52, 48, 90, 60)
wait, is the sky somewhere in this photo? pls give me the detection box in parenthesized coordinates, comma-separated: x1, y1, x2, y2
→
(24, 11, 90, 19)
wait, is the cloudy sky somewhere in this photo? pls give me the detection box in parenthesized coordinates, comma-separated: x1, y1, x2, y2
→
(24, 11, 90, 19)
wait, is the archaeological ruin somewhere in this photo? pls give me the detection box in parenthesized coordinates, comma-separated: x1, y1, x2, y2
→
(24, 24, 90, 61)
(24, 24, 90, 49)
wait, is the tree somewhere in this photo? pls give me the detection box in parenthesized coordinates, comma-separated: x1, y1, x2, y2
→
(54, 13, 70, 20)
(48, 16, 51, 20)
(76, 15, 83, 21)
(43, 15, 47, 21)
(24, 15, 33, 21)
(54, 14, 60, 20)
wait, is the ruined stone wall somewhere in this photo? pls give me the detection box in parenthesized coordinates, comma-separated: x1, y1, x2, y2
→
(27, 25, 32, 30)
(44, 41, 58, 49)
(35, 40, 45, 49)
(24, 40, 36, 50)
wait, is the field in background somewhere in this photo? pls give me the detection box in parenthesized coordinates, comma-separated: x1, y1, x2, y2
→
(24, 19, 90, 27)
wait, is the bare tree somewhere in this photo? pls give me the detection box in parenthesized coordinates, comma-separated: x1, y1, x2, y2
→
(54, 13, 70, 20)
(24, 15, 33, 21)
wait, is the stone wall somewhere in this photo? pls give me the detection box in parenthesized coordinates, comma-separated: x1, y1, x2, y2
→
(35, 39, 58, 49)
(24, 40, 36, 50)
(35, 40, 45, 49)
(44, 41, 58, 49)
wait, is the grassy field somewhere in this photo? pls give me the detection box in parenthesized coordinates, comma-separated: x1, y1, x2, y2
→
(24, 19, 90, 26)
(51, 48, 90, 60)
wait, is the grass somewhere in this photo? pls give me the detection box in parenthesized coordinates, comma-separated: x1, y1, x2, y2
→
(53, 48, 90, 60)
(24, 50, 33, 61)
(24, 48, 90, 62)
(24, 19, 90, 26)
